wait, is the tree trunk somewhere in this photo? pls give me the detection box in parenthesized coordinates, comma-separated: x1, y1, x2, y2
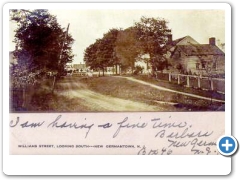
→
(131, 61, 134, 75)
(149, 53, 155, 75)
(51, 75, 56, 94)
(102, 67, 105, 76)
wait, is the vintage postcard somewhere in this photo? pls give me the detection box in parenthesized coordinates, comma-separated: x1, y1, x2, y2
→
(3, 2, 231, 175)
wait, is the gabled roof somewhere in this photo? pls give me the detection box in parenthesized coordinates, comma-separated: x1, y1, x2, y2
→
(174, 44, 225, 56)
(166, 35, 199, 51)
(171, 36, 187, 46)
(171, 36, 199, 45)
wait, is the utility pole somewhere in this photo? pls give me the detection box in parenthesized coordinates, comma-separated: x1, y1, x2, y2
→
(59, 23, 70, 65)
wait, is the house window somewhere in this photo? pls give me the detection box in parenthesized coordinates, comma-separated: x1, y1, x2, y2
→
(202, 62, 206, 69)
(196, 63, 200, 70)
(212, 61, 217, 70)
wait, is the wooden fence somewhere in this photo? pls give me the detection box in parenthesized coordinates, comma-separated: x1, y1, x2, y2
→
(156, 72, 225, 93)
(10, 88, 24, 111)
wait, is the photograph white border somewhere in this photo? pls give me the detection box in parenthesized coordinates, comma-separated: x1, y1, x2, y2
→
(3, 2, 231, 175)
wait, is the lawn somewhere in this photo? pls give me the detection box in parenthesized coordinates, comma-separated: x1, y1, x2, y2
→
(133, 75, 225, 101)
(79, 76, 224, 111)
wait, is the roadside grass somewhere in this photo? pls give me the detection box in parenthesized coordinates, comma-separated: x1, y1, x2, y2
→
(30, 89, 91, 112)
(10, 79, 52, 112)
(79, 76, 224, 111)
(24, 78, 91, 112)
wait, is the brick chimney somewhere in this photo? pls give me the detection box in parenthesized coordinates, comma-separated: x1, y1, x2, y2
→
(209, 37, 216, 46)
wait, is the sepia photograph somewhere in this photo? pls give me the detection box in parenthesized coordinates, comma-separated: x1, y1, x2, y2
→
(9, 9, 225, 112)
(6, 3, 230, 156)
(3, 2, 234, 176)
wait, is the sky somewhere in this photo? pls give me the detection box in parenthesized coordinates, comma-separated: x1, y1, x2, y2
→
(9, 9, 225, 64)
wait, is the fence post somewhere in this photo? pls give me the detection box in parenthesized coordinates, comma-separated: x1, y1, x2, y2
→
(198, 76, 201, 88)
(169, 72, 172, 82)
(210, 78, 214, 90)
(178, 74, 180, 84)
(186, 75, 190, 87)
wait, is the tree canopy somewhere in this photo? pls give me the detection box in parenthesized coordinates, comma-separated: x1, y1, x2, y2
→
(83, 16, 171, 75)
(10, 9, 74, 74)
(84, 28, 120, 75)
(135, 16, 171, 71)
(115, 27, 142, 72)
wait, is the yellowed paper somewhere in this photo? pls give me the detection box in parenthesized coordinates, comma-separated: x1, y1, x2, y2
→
(10, 112, 224, 155)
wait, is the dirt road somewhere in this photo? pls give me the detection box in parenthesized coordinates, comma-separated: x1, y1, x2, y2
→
(56, 77, 162, 111)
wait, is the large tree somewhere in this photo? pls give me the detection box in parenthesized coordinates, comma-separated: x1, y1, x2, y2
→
(100, 28, 120, 74)
(135, 16, 171, 72)
(84, 17, 171, 75)
(10, 9, 74, 75)
(84, 39, 106, 75)
(84, 28, 120, 75)
(115, 27, 142, 73)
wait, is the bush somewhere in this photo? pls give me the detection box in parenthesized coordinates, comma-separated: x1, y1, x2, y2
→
(133, 65, 143, 75)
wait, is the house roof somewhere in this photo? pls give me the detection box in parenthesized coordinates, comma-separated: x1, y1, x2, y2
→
(175, 44, 225, 56)
(166, 36, 199, 51)
(171, 36, 187, 46)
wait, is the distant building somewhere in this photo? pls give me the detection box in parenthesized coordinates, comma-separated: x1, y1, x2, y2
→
(65, 64, 73, 71)
(73, 63, 87, 72)
(135, 54, 150, 74)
